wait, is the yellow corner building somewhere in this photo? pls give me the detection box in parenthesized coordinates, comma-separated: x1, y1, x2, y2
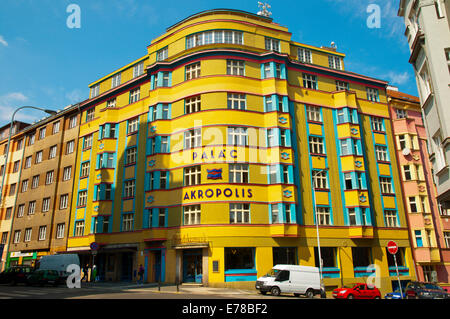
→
(66, 9, 415, 295)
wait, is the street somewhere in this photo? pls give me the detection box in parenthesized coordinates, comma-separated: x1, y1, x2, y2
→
(0, 282, 317, 299)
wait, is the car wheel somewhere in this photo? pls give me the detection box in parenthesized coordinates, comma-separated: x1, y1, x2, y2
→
(271, 286, 281, 296)
(305, 289, 314, 299)
(347, 294, 354, 299)
(374, 296, 381, 299)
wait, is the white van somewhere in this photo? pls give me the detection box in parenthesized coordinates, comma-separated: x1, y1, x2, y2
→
(255, 264, 325, 298)
(37, 254, 80, 279)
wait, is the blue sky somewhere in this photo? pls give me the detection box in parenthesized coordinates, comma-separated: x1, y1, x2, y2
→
(0, 0, 416, 126)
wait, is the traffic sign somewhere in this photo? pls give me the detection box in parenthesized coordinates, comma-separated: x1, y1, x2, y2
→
(90, 242, 99, 251)
(387, 240, 398, 255)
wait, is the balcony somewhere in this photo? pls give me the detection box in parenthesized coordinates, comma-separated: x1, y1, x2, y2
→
(270, 224, 299, 237)
(348, 226, 374, 239)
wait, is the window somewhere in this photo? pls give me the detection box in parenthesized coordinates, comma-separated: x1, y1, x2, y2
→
(184, 128, 201, 149)
(35, 150, 43, 164)
(17, 138, 24, 150)
(122, 214, 134, 232)
(403, 165, 412, 181)
(433, 132, 446, 170)
(80, 162, 90, 178)
(309, 136, 324, 154)
(90, 84, 100, 98)
(265, 37, 280, 52)
(24, 156, 32, 168)
(184, 165, 201, 186)
(313, 170, 328, 189)
(443, 232, 450, 248)
(128, 117, 139, 134)
(129, 87, 140, 103)
(229, 203, 250, 224)
(133, 62, 144, 78)
(227, 60, 245, 76)
(28, 133, 35, 146)
(409, 197, 418, 213)
(1, 232, 8, 244)
(352, 247, 371, 267)
(225, 247, 254, 270)
(328, 55, 342, 69)
(371, 117, 384, 132)
(74, 220, 85, 237)
(303, 74, 318, 89)
(185, 95, 201, 114)
(17, 204, 25, 218)
(229, 164, 249, 183)
(420, 195, 428, 213)
(42, 197, 50, 212)
(185, 62, 201, 80)
(227, 93, 246, 110)
(38, 127, 46, 140)
(380, 177, 393, 194)
(69, 115, 78, 129)
(13, 160, 20, 173)
(275, 63, 282, 79)
(384, 210, 398, 227)
(86, 108, 95, 122)
(66, 140, 75, 154)
(271, 204, 279, 223)
(184, 204, 201, 225)
(375, 145, 388, 161)
(45, 170, 54, 185)
(23, 228, 32, 242)
(56, 223, 65, 239)
(62, 166, 71, 181)
(314, 247, 336, 268)
(158, 208, 166, 227)
(186, 30, 243, 49)
(282, 165, 291, 183)
(161, 72, 170, 87)
(340, 139, 349, 155)
(59, 194, 69, 209)
(306, 105, 321, 122)
(13, 230, 21, 243)
(161, 136, 169, 153)
(348, 208, 357, 225)
(336, 80, 349, 91)
(316, 207, 331, 225)
(126, 147, 137, 165)
(124, 180, 135, 198)
(344, 173, 353, 190)
(106, 98, 116, 108)
(367, 87, 380, 102)
(160, 171, 168, 189)
(228, 127, 248, 146)
(395, 109, 407, 119)
(102, 217, 110, 233)
(21, 179, 28, 192)
(111, 73, 121, 88)
(5, 207, 12, 219)
(31, 175, 39, 189)
(83, 134, 93, 149)
(8, 183, 16, 196)
(49, 145, 57, 159)
(78, 190, 87, 207)
(298, 47, 312, 63)
(157, 47, 168, 61)
(415, 230, 423, 247)
(28, 201, 36, 215)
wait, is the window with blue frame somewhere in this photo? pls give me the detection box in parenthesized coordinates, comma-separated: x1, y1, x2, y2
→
(98, 152, 116, 169)
(151, 71, 172, 89)
(99, 123, 117, 139)
(415, 230, 423, 247)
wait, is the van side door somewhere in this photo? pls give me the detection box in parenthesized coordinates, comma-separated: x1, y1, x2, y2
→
(275, 270, 291, 293)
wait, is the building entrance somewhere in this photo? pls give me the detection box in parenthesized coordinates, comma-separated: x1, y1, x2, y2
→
(183, 249, 202, 283)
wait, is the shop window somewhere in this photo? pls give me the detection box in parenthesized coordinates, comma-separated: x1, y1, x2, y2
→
(225, 247, 255, 270)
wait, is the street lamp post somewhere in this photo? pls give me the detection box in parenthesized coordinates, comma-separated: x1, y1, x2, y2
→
(0, 106, 57, 203)
(312, 167, 329, 296)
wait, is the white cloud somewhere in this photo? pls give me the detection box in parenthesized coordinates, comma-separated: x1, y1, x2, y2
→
(387, 71, 410, 85)
(0, 35, 8, 47)
(0, 92, 36, 123)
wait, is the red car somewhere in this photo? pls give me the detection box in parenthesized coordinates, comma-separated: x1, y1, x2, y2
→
(332, 283, 381, 299)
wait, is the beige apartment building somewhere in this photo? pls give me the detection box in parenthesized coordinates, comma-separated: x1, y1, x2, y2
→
(6, 105, 81, 267)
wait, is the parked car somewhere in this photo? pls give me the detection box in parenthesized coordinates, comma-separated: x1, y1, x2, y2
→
(405, 281, 450, 299)
(332, 283, 381, 299)
(384, 288, 407, 299)
(37, 253, 80, 281)
(255, 265, 325, 298)
(0, 266, 34, 285)
(26, 269, 61, 287)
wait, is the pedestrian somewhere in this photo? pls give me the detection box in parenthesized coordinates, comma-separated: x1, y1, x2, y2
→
(81, 264, 88, 282)
(92, 265, 97, 283)
(138, 264, 145, 285)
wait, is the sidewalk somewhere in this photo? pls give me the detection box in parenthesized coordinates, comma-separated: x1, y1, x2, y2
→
(80, 281, 256, 295)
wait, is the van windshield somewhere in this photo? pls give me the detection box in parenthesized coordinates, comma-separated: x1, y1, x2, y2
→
(266, 269, 280, 277)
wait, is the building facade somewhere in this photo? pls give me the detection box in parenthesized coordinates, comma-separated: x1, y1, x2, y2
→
(0, 122, 29, 271)
(398, 0, 450, 222)
(5, 106, 81, 268)
(388, 87, 450, 287)
(65, 9, 416, 295)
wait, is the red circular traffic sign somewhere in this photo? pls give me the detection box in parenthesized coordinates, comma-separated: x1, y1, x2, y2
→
(387, 241, 398, 255)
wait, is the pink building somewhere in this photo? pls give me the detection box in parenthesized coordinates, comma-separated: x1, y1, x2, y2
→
(388, 88, 450, 288)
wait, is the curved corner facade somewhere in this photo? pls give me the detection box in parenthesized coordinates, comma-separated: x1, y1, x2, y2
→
(66, 9, 415, 294)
